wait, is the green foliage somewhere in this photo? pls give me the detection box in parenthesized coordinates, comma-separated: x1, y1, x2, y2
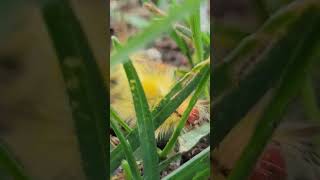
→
(213, 0, 320, 179)
(213, 0, 320, 148)
(42, 0, 109, 179)
(110, 0, 204, 67)
(110, 0, 210, 179)
(162, 147, 210, 180)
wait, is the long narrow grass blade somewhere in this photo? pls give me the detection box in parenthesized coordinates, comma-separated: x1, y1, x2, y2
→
(189, 5, 203, 63)
(41, 1, 108, 179)
(170, 30, 193, 66)
(213, 0, 319, 97)
(111, 107, 133, 133)
(212, 4, 320, 148)
(122, 160, 134, 180)
(112, 36, 159, 179)
(110, 0, 203, 67)
(110, 132, 140, 172)
(158, 154, 181, 172)
(123, 61, 160, 180)
(162, 147, 210, 180)
(143, 2, 194, 66)
(111, 117, 142, 180)
(229, 9, 320, 180)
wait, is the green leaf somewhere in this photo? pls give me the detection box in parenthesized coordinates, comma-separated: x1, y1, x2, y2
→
(110, 60, 210, 173)
(110, 132, 140, 173)
(122, 160, 134, 180)
(170, 30, 193, 66)
(212, 3, 320, 148)
(179, 122, 209, 153)
(152, 62, 210, 128)
(158, 153, 181, 172)
(111, 114, 142, 180)
(110, 0, 203, 67)
(112, 36, 159, 179)
(213, 0, 319, 97)
(123, 61, 160, 180)
(111, 107, 133, 133)
(160, 62, 210, 157)
(162, 147, 210, 180)
(41, 1, 108, 179)
(229, 8, 320, 180)
(189, 6, 203, 63)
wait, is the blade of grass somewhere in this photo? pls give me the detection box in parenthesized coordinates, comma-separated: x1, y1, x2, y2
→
(158, 153, 181, 172)
(110, 131, 140, 173)
(201, 32, 210, 48)
(123, 61, 160, 180)
(41, 1, 108, 179)
(212, 5, 320, 148)
(111, 118, 142, 180)
(162, 147, 210, 180)
(160, 61, 210, 157)
(111, 60, 209, 172)
(213, 0, 319, 97)
(112, 37, 159, 179)
(228, 9, 320, 180)
(174, 25, 210, 59)
(170, 30, 193, 67)
(111, 107, 133, 133)
(192, 168, 210, 180)
(142, 2, 193, 66)
(0, 142, 30, 180)
(122, 160, 133, 180)
(189, 5, 203, 63)
(110, 0, 203, 67)
(152, 60, 209, 125)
